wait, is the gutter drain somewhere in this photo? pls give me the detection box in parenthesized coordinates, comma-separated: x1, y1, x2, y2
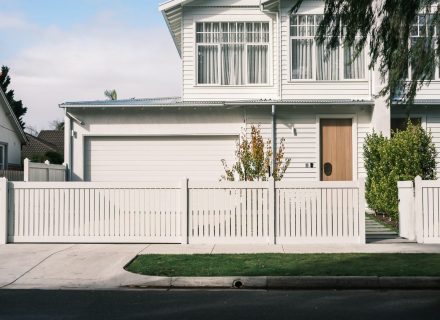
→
(233, 280, 243, 289)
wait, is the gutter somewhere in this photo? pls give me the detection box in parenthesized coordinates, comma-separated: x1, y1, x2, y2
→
(59, 100, 374, 109)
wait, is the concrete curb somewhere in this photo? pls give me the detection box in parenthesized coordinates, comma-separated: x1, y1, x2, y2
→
(126, 276, 440, 290)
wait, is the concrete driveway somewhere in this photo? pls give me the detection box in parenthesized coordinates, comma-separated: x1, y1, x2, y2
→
(0, 244, 167, 290)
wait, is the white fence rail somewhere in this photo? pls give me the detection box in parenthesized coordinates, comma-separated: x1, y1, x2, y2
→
(398, 177, 440, 244)
(24, 158, 67, 182)
(0, 178, 366, 244)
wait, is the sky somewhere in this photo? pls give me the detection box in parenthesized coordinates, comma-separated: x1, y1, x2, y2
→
(0, 0, 181, 131)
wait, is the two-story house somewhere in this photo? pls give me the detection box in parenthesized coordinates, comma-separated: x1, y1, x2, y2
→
(60, 0, 440, 182)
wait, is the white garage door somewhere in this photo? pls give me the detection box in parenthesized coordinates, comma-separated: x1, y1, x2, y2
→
(84, 136, 237, 181)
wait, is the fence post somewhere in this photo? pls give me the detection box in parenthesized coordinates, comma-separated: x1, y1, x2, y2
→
(62, 163, 68, 181)
(0, 177, 8, 244)
(23, 158, 29, 182)
(181, 178, 189, 244)
(414, 176, 424, 243)
(358, 178, 366, 244)
(44, 160, 50, 182)
(398, 181, 416, 241)
(268, 177, 276, 244)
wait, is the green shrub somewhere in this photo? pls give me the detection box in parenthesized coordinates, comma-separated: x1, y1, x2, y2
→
(364, 121, 437, 221)
(29, 151, 64, 165)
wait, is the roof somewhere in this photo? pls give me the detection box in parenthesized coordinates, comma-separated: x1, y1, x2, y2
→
(22, 133, 60, 160)
(0, 89, 27, 144)
(60, 97, 374, 108)
(394, 99, 440, 105)
(38, 130, 64, 153)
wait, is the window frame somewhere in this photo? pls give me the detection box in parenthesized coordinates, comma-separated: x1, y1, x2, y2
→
(0, 144, 5, 171)
(408, 14, 440, 81)
(289, 14, 367, 82)
(195, 21, 272, 87)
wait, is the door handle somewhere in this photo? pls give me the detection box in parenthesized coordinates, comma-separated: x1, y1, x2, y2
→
(324, 162, 333, 176)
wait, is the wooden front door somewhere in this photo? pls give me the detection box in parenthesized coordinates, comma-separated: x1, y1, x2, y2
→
(320, 119, 353, 181)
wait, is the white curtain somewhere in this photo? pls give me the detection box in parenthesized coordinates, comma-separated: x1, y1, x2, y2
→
(344, 46, 365, 79)
(248, 45, 268, 84)
(292, 39, 312, 79)
(221, 44, 245, 85)
(198, 45, 219, 84)
(317, 43, 340, 80)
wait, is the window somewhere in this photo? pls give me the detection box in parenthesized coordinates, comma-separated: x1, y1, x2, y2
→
(409, 14, 437, 80)
(0, 145, 5, 170)
(391, 118, 422, 133)
(290, 14, 366, 81)
(196, 22, 270, 85)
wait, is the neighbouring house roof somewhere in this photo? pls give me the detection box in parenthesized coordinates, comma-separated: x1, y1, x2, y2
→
(22, 133, 60, 160)
(37, 130, 64, 154)
(0, 89, 27, 144)
(60, 97, 374, 108)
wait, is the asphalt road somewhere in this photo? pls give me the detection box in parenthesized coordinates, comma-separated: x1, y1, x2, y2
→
(0, 289, 439, 320)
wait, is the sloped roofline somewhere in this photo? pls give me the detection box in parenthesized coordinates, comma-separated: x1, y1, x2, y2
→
(0, 89, 27, 144)
(159, 1, 275, 56)
(159, 0, 196, 12)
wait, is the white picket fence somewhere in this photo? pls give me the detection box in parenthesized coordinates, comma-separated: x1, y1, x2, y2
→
(24, 158, 67, 182)
(0, 178, 366, 244)
(399, 177, 440, 244)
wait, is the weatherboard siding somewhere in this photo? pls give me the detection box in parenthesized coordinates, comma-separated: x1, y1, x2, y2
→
(245, 105, 372, 181)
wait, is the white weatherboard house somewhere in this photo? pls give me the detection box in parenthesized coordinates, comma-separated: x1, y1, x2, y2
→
(60, 0, 440, 183)
(0, 89, 27, 170)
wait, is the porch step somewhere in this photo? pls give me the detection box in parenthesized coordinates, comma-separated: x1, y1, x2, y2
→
(365, 215, 404, 243)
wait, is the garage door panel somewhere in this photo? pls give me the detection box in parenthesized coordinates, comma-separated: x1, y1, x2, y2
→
(85, 136, 237, 182)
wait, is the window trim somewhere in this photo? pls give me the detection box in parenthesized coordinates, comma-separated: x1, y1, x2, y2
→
(289, 14, 367, 82)
(194, 21, 272, 87)
(0, 144, 6, 171)
(408, 14, 440, 81)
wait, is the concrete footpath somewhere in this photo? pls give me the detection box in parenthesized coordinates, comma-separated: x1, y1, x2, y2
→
(1, 243, 440, 290)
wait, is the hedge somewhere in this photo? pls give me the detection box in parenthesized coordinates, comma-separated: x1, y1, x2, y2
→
(364, 121, 437, 221)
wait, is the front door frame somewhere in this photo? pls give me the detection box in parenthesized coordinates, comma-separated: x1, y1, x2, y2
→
(316, 114, 358, 181)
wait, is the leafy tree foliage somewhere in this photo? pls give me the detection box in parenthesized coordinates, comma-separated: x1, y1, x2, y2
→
(291, 0, 440, 108)
(30, 151, 64, 165)
(0, 66, 27, 128)
(364, 121, 437, 220)
(221, 125, 291, 181)
(50, 119, 65, 131)
(104, 89, 118, 100)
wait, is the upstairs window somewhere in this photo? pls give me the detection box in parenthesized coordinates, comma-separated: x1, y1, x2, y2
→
(409, 14, 437, 80)
(290, 14, 366, 81)
(196, 22, 270, 85)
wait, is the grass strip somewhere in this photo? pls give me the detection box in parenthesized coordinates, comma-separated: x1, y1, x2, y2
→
(126, 253, 440, 277)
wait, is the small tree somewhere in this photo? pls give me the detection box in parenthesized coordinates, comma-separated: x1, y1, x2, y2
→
(0, 66, 28, 128)
(221, 125, 291, 181)
(104, 89, 118, 100)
